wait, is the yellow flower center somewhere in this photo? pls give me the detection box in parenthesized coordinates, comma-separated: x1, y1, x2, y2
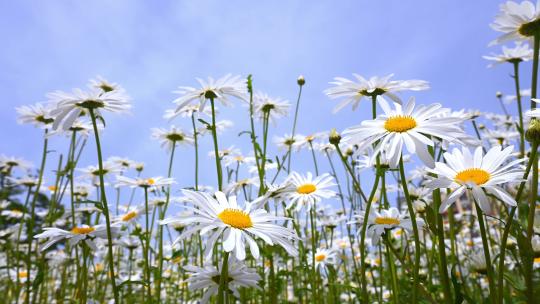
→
(18, 271, 28, 279)
(297, 183, 317, 194)
(384, 115, 417, 132)
(95, 263, 104, 272)
(455, 168, 490, 186)
(11, 210, 23, 216)
(315, 254, 326, 262)
(48, 185, 57, 191)
(374, 217, 400, 225)
(146, 178, 155, 185)
(122, 211, 138, 222)
(217, 208, 253, 229)
(534, 257, 540, 263)
(71, 226, 96, 234)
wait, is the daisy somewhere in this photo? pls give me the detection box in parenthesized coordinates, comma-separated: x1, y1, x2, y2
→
(504, 88, 531, 104)
(490, 0, 540, 45)
(78, 162, 122, 185)
(151, 125, 194, 151)
(163, 104, 212, 120)
(16, 103, 54, 128)
(197, 119, 233, 136)
(526, 98, 540, 117)
(48, 87, 131, 130)
(426, 145, 524, 213)
(324, 73, 429, 113)
(34, 224, 120, 251)
(113, 205, 149, 226)
(483, 42, 534, 66)
(273, 134, 303, 151)
(160, 190, 298, 260)
(172, 74, 247, 113)
(184, 258, 261, 304)
(308, 248, 338, 275)
(284, 172, 336, 211)
(223, 177, 258, 195)
(88, 75, 125, 93)
(353, 207, 424, 245)
(253, 92, 290, 123)
(115, 175, 175, 189)
(342, 97, 466, 168)
(0, 155, 32, 173)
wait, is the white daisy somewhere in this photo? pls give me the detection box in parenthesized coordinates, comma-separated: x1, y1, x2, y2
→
(352, 207, 424, 245)
(48, 87, 130, 130)
(34, 224, 120, 251)
(253, 92, 290, 123)
(160, 190, 298, 260)
(163, 104, 212, 120)
(172, 74, 247, 113)
(490, 0, 540, 45)
(426, 145, 524, 213)
(115, 175, 175, 189)
(324, 73, 429, 113)
(342, 97, 466, 168)
(151, 125, 194, 151)
(308, 248, 338, 275)
(184, 258, 261, 304)
(483, 42, 534, 66)
(284, 172, 336, 211)
(16, 103, 54, 128)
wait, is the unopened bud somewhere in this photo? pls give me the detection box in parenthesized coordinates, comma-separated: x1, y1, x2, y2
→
(329, 128, 341, 145)
(526, 119, 540, 144)
(297, 75, 305, 86)
(496, 91, 503, 98)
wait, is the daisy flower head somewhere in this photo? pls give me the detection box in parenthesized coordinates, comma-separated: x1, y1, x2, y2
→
(324, 73, 429, 113)
(115, 175, 175, 190)
(483, 42, 533, 66)
(308, 248, 338, 275)
(0, 155, 33, 174)
(113, 204, 149, 226)
(151, 125, 194, 151)
(253, 92, 290, 123)
(34, 224, 120, 251)
(160, 190, 298, 261)
(342, 97, 466, 168)
(358, 207, 424, 245)
(16, 103, 55, 128)
(284, 172, 336, 212)
(184, 258, 261, 304)
(163, 104, 212, 121)
(490, 0, 540, 45)
(172, 74, 247, 113)
(273, 133, 302, 151)
(426, 145, 524, 214)
(47, 86, 130, 130)
(526, 98, 540, 117)
(87, 75, 125, 93)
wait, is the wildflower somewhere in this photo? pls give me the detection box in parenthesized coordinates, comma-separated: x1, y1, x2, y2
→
(48, 87, 131, 130)
(34, 224, 120, 251)
(172, 74, 247, 113)
(151, 126, 194, 150)
(342, 97, 466, 168)
(184, 258, 261, 303)
(284, 172, 336, 211)
(426, 146, 524, 213)
(490, 0, 540, 45)
(161, 190, 298, 260)
(324, 74, 429, 113)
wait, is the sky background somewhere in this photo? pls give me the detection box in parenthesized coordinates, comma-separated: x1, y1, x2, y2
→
(0, 1, 532, 200)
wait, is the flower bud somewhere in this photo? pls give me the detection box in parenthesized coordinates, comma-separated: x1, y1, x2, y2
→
(526, 119, 540, 144)
(329, 128, 341, 145)
(297, 75, 305, 86)
(496, 91, 503, 98)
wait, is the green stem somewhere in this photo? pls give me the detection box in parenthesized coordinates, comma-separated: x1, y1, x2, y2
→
(88, 109, 120, 303)
(191, 114, 199, 190)
(217, 251, 230, 304)
(433, 188, 453, 303)
(474, 202, 497, 303)
(209, 98, 223, 190)
(512, 61, 525, 157)
(25, 129, 48, 304)
(398, 157, 420, 304)
(497, 143, 537, 304)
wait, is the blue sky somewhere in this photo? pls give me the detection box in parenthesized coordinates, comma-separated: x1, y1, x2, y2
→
(0, 0, 529, 192)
